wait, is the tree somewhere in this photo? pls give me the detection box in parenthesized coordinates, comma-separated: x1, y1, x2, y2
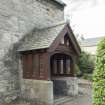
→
(78, 51, 95, 74)
(93, 37, 105, 105)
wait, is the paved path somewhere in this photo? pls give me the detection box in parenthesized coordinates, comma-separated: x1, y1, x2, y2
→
(60, 94, 92, 105)
(60, 80, 92, 105)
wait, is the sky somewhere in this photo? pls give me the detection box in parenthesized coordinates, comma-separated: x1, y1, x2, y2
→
(63, 0, 105, 38)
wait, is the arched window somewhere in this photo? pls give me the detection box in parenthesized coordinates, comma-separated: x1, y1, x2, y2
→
(60, 35, 70, 46)
(61, 37, 64, 44)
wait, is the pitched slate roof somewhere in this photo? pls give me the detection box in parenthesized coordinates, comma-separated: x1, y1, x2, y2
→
(81, 36, 104, 47)
(18, 22, 66, 52)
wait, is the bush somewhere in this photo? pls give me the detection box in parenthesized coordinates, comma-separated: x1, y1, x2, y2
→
(93, 37, 105, 105)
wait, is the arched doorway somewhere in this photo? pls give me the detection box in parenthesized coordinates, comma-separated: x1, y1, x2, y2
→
(50, 53, 74, 97)
(50, 53, 73, 77)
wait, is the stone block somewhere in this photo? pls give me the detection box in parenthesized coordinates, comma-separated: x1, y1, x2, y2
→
(21, 79, 53, 105)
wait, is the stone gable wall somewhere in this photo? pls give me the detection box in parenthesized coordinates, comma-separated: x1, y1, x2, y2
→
(0, 0, 64, 103)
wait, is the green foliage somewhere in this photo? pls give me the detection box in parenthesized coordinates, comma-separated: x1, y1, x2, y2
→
(93, 37, 105, 105)
(78, 51, 95, 74)
(74, 64, 81, 76)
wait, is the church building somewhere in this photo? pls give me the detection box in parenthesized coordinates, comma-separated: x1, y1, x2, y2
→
(0, 0, 80, 105)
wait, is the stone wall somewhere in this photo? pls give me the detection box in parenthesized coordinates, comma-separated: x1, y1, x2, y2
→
(0, 0, 64, 103)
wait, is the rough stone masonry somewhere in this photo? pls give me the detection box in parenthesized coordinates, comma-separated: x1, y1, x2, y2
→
(0, 0, 64, 103)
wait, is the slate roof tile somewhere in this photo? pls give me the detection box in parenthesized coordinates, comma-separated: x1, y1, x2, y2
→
(18, 23, 66, 51)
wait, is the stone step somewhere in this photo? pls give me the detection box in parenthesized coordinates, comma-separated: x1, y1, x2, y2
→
(54, 96, 73, 105)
